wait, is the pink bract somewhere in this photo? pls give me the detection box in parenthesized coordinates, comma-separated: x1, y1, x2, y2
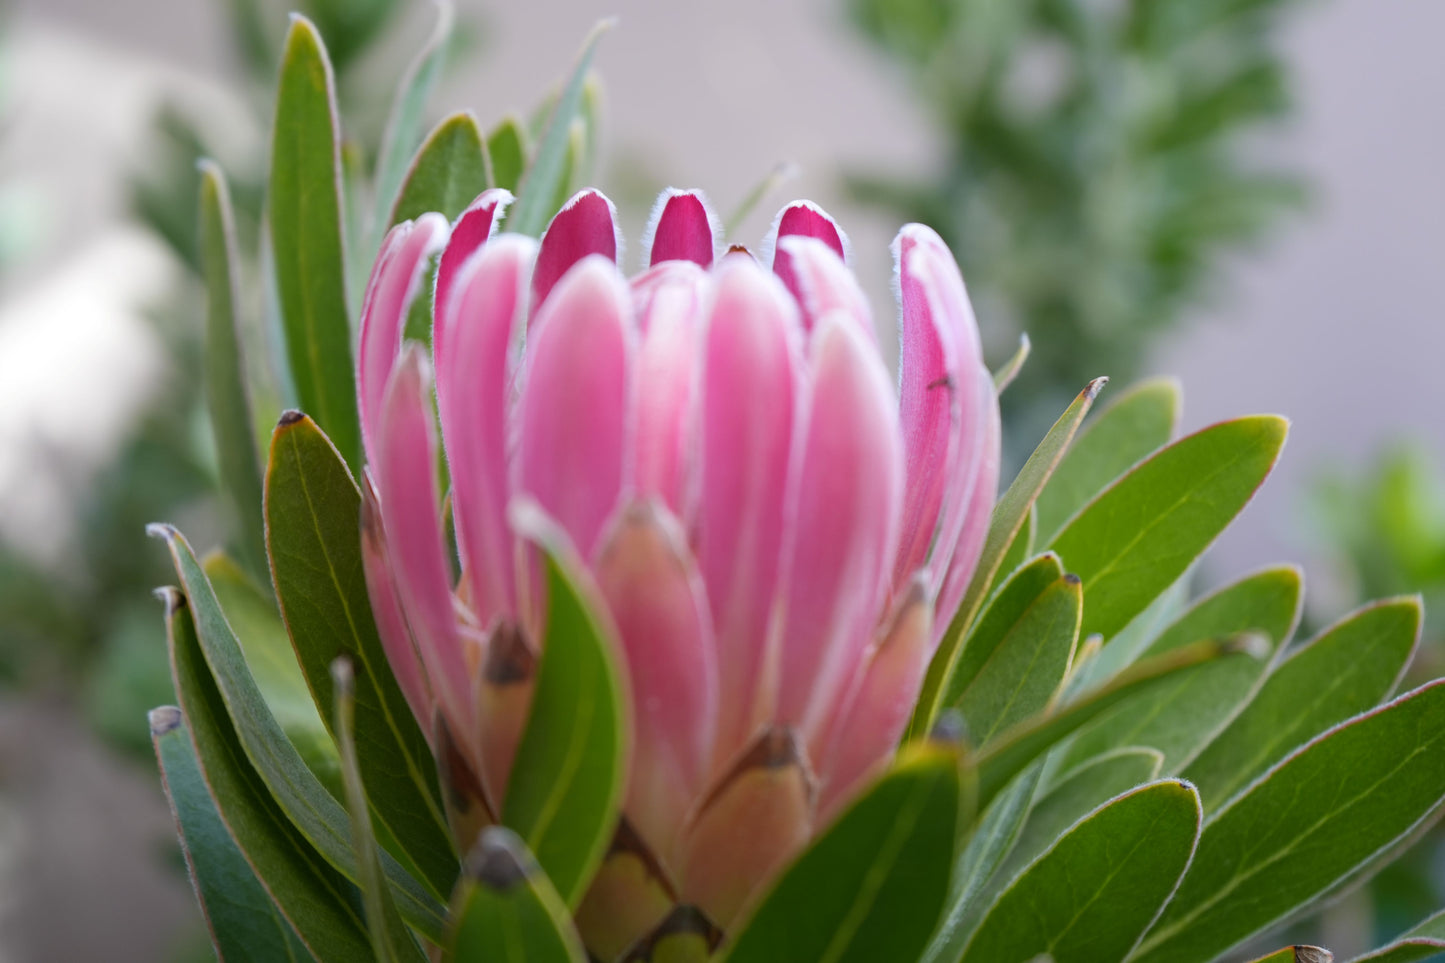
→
(357, 186, 999, 942)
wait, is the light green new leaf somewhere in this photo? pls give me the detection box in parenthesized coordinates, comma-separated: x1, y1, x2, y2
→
(264, 412, 456, 900)
(1134, 680, 1445, 963)
(961, 781, 1201, 963)
(1033, 377, 1180, 544)
(487, 116, 528, 194)
(1183, 596, 1420, 815)
(331, 660, 425, 963)
(952, 572, 1081, 747)
(502, 510, 629, 908)
(720, 743, 961, 963)
(1059, 566, 1302, 774)
(507, 21, 613, 237)
(151, 703, 315, 962)
(912, 378, 1107, 739)
(373, 0, 456, 239)
(389, 112, 490, 227)
(269, 16, 361, 471)
(1350, 908, 1445, 962)
(150, 523, 447, 941)
(161, 589, 372, 961)
(198, 161, 267, 583)
(1048, 415, 1288, 643)
(445, 827, 586, 963)
(992, 334, 1031, 394)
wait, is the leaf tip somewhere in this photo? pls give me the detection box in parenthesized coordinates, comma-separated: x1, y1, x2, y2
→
(464, 827, 532, 891)
(1083, 375, 1109, 401)
(277, 408, 307, 428)
(148, 705, 183, 737)
(146, 522, 179, 545)
(152, 585, 187, 615)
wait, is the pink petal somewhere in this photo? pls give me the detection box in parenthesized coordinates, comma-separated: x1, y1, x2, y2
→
(433, 188, 512, 355)
(643, 188, 719, 268)
(515, 255, 634, 560)
(696, 256, 803, 767)
(630, 261, 709, 519)
(764, 200, 848, 324)
(934, 377, 1000, 645)
(358, 213, 450, 461)
(531, 189, 622, 315)
(359, 478, 432, 732)
(435, 234, 537, 629)
(775, 312, 905, 735)
(892, 229, 965, 589)
(774, 235, 874, 341)
(595, 503, 718, 860)
(372, 345, 474, 747)
(813, 578, 933, 822)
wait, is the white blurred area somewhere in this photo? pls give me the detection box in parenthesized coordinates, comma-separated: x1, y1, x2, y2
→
(0, 0, 1440, 959)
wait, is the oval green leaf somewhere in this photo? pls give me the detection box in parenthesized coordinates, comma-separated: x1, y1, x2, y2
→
(389, 111, 490, 227)
(486, 116, 528, 194)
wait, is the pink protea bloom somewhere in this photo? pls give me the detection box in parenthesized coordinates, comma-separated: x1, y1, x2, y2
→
(357, 186, 999, 947)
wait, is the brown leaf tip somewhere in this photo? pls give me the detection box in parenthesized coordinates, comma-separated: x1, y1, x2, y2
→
(148, 705, 183, 737)
(929, 708, 969, 748)
(1294, 948, 1333, 963)
(465, 828, 531, 891)
(1083, 375, 1110, 399)
(152, 586, 187, 615)
(483, 622, 537, 686)
(277, 409, 307, 427)
(1063, 573, 1082, 586)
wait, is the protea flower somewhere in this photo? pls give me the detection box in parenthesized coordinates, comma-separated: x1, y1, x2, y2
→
(357, 186, 999, 954)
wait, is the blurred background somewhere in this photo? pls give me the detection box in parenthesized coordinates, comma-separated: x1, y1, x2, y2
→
(0, 0, 1439, 958)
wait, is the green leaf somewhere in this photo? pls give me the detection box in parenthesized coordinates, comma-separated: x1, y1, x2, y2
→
(149, 523, 448, 941)
(992, 334, 1031, 394)
(206, 553, 341, 797)
(507, 20, 613, 237)
(389, 112, 490, 227)
(1059, 566, 1302, 774)
(972, 634, 1261, 813)
(151, 703, 315, 962)
(1048, 415, 1288, 643)
(912, 378, 1107, 739)
(961, 781, 1201, 963)
(719, 743, 961, 963)
(445, 827, 587, 963)
(502, 510, 628, 907)
(994, 504, 1035, 588)
(945, 554, 1063, 709)
(1350, 908, 1445, 962)
(486, 116, 529, 193)
(1034, 377, 1180, 544)
(161, 589, 373, 960)
(1134, 680, 1445, 963)
(950, 570, 1081, 747)
(545, 118, 584, 224)
(268, 16, 361, 472)
(373, 0, 456, 240)
(264, 412, 456, 900)
(331, 659, 426, 963)
(198, 161, 267, 583)
(1182, 596, 1420, 815)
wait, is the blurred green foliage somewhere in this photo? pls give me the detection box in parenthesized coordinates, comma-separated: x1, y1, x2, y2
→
(847, 0, 1307, 420)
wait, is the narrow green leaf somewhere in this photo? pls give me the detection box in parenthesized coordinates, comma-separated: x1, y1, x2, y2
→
(719, 743, 961, 963)
(149, 523, 448, 942)
(502, 508, 629, 907)
(445, 827, 587, 963)
(545, 119, 584, 224)
(992, 334, 1031, 394)
(1048, 415, 1288, 643)
(1134, 680, 1445, 963)
(151, 703, 315, 962)
(389, 112, 490, 226)
(486, 116, 529, 193)
(973, 635, 1261, 813)
(269, 16, 361, 471)
(198, 161, 267, 583)
(1059, 566, 1303, 774)
(507, 20, 614, 237)
(994, 504, 1035, 588)
(945, 554, 1064, 711)
(952, 572, 1081, 747)
(264, 412, 457, 900)
(161, 589, 373, 961)
(1183, 596, 1420, 815)
(913, 377, 1108, 739)
(962, 781, 1201, 963)
(206, 553, 341, 798)
(332, 659, 426, 963)
(1350, 908, 1445, 962)
(1034, 377, 1180, 544)
(373, 0, 456, 238)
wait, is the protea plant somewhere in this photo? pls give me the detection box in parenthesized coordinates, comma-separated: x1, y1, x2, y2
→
(146, 13, 1445, 963)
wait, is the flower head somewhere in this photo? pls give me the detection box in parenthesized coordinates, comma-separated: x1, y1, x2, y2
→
(357, 186, 999, 945)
